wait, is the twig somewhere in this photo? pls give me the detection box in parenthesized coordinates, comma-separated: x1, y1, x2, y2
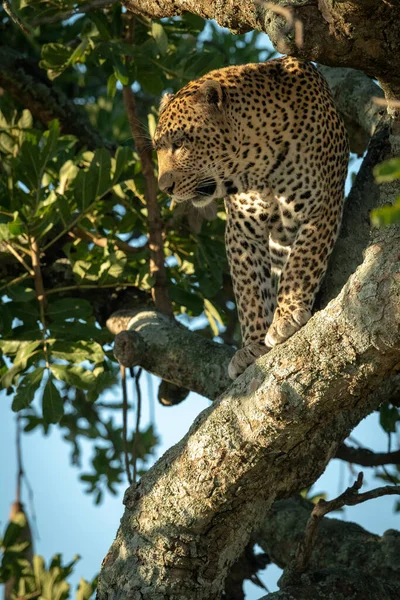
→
(132, 368, 142, 483)
(31, 0, 119, 26)
(335, 443, 400, 467)
(29, 237, 49, 367)
(122, 16, 172, 316)
(16, 415, 23, 504)
(293, 473, 400, 575)
(2, 0, 30, 34)
(121, 365, 133, 485)
(372, 96, 400, 109)
(0, 273, 32, 293)
(45, 282, 141, 295)
(4, 241, 35, 275)
(15, 415, 40, 540)
(69, 227, 148, 254)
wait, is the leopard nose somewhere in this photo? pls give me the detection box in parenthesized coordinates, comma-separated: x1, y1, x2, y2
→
(159, 172, 175, 195)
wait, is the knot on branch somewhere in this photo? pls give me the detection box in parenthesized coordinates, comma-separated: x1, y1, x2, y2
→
(114, 330, 147, 368)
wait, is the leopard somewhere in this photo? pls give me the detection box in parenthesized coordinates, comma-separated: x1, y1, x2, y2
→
(153, 57, 349, 380)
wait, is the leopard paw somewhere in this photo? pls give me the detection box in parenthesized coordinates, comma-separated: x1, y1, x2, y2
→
(228, 343, 270, 380)
(265, 308, 311, 347)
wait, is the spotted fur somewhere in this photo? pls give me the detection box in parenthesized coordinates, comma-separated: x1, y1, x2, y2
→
(154, 57, 349, 379)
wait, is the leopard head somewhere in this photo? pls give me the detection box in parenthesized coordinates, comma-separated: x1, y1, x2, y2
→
(154, 79, 236, 208)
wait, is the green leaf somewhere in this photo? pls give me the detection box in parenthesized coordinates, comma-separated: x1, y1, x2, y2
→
(7, 286, 36, 303)
(204, 298, 224, 336)
(13, 340, 42, 366)
(0, 223, 11, 242)
(50, 364, 96, 390)
(168, 285, 203, 313)
(74, 148, 111, 210)
(47, 298, 93, 321)
(51, 340, 104, 364)
(18, 140, 41, 191)
(137, 70, 164, 96)
(152, 23, 168, 56)
(371, 198, 400, 227)
(2, 512, 26, 548)
(40, 43, 74, 78)
(42, 375, 64, 423)
(8, 216, 24, 237)
(17, 109, 33, 129)
(12, 367, 45, 411)
(112, 146, 131, 185)
(1, 341, 42, 388)
(112, 55, 129, 86)
(89, 11, 112, 40)
(374, 157, 400, 183)
(77, 578, 96, 600)
(59, 160, 79, 194)
(40, 120, 60, 171)
(107, 72, 117, 98)
(379, 402, 400, 434)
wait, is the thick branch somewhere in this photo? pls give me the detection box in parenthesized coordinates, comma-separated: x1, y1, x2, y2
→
(292, 473, 400, 575)
(123, 0, 400, 99)
(98, 158, 400, 599)
(257, 496, 400, 579)
(259, 569, 400, 600)
(110, 311, 233, 399)
(335, 443, 400, 467)
(0, 46, 115, 151)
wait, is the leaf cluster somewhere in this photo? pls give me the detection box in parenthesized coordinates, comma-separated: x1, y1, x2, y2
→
(0, 2, 269, 504)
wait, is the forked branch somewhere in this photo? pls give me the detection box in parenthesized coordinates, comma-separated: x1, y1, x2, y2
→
(293, 473, 400, 576)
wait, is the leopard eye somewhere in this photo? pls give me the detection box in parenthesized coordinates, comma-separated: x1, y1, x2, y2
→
(172, 138, 184, 151)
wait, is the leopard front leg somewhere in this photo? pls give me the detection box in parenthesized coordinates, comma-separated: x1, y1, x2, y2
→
(225, 195, 275, 379)
(265, 211, 341, 348)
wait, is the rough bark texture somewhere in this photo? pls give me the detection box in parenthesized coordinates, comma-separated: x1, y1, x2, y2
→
(98, 124, 400, 597)
(259, 569, 400, 600)
(97, 11, 400, 598)
(123, 0, 400, 100)
(258, 496, 400, 578)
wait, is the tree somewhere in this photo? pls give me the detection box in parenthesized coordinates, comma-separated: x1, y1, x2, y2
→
(0, 1, 400, 599)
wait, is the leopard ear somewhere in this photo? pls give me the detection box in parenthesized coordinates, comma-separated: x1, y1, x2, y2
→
(159, 92, 174, 114)
(196, 79, 224, 110)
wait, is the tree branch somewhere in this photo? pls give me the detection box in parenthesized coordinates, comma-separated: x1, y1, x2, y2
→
(335, 443, 400, 467)
(292, 473, 400, 576)
(122, 0, 400, 100)
(258, 568, 400, 600)
(257, 495, 400, 578)
(0, 46, 115, 151)
(31, 0, 119, 26)
(98, 141, 400, 597)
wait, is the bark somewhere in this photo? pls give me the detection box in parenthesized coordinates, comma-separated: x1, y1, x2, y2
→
(258, 496, 400, 580)
(259, 569, 400, 600)
(98, 124, 400, 598)
(123, 0, 400, 100)
(0, 46, 116, 151)
(335, 443, 400, 467)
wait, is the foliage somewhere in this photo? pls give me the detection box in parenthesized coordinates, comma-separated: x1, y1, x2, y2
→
(371, 157, 400, 225)
(0, 2, 272, 595)
(0, 509, 96, 599)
